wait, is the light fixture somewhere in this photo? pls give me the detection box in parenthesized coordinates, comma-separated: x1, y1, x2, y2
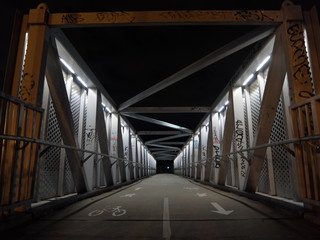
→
(105, 107, 111, 113)
(76, 76, 88, 88)
(59, 58, 75, 74)
(256, 55, 271, 72)
(242, 73, 254, 86)
(218, 105, 225, 112)
(225, 100, 229, 105)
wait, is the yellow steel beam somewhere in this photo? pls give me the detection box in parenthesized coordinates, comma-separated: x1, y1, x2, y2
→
(48, 10, 282, 27)
(0, 3, 48, 213)
(282, 1, 320, 205)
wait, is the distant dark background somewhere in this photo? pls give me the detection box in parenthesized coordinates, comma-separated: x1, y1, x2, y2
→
(157, 160, 174, 173)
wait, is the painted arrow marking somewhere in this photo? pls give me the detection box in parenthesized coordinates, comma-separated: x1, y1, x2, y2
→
(135, 187, 142, 191)
(196, 193, 207, 197)
(211, 202, 234, 215)
(121, 193, 136, 198)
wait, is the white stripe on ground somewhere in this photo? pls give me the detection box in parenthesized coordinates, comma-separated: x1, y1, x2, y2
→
(163, 197, 171, 240)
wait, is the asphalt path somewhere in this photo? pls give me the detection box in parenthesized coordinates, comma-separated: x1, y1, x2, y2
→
(3, 174, 320, 239)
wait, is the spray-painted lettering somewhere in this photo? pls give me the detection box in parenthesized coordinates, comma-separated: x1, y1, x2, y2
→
(235, 120, 246, 177)
(96, 12, 135, 23)
(61, 14, 85, 24)
(234, 10, 274, 22)
(287, 23, 313, 97)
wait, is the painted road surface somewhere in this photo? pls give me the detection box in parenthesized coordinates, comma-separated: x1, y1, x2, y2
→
(3, 174, 320, 239)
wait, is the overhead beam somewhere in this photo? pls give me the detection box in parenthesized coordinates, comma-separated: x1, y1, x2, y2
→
(156, 142, 185, 145)
(146, 143, 181, 151)
(138, 131, 183, 135)
(121, 112, 193, 133)
(48, 10, 282, 27)
(145, 133, 191, 144)
(118, 26, 275, 111)
(152, 150, 178, 154)
(121, 107, 211, 113)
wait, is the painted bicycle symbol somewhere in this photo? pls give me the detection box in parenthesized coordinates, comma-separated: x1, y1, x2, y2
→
(88, 206, 126, 217)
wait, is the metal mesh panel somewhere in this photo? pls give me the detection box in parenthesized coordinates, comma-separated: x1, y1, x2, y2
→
(258, 157, 270, 193)
(249, 80, 261, 138)
(63, 157, 75, 194)
(81, 94, 87, 159)
(70, 82, 81, 137)
(62, 81, 81, 194)
(39, 99, 61, 199)
(270, 97, 293, 199)
(249, 79, 270, 193)
(243, 91, 250, 148)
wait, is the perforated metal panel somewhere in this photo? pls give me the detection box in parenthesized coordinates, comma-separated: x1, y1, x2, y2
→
(70, 81, 81, 137)
(249, 79, 270, 194)
(249, 80, 261, 138)
(39, 99, 61, 199)
(81, 94, 87, 159)
(258, 157, 270, 194)
(270, 97, 293, 198)
(63, 81, 81, 194)
(243, 91, 250, 149)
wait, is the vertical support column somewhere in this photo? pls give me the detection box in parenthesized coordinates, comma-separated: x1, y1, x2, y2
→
(282, 1, 320, 203)
(218, 91, 235, 186)
(140, 144, 144, 177)
(117, 118, 126, 183)
(212, 113, 221, 184)
(184, 148, 188, 176)
(190, 137, 195, 178)
(83, 88, 97, 190)
(187, 144, 191, 177)
(204, 115, 213, 182)
(128, 130, 135, 180)
(245, 28, 286, 192)
(110, 113, 119, 183)
(196, 132, 201, 180)
(0, 4, 49, 210)
(135, 137, 140, 178)
(200, 125, 209, 181)
(46, 38, 88, 194)
(233, 87, 249, 190)
(96, 91, 113, 186)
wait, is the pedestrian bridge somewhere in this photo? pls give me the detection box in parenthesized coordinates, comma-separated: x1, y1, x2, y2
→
(1, 1, 320, 238)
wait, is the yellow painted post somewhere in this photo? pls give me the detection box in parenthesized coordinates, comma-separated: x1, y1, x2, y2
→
(0, 3, 48, 213)
(282, 1, 320, 205)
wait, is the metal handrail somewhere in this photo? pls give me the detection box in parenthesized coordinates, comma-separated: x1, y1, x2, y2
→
(174, 135, 320, 169)
(0, 134, 155, 170)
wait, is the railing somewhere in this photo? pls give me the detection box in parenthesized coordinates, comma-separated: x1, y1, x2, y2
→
(0, 91, 43, 214)
(176, 134, 320, 207)
(290, 95, 320, 206)
(0, 92, 154, 214)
